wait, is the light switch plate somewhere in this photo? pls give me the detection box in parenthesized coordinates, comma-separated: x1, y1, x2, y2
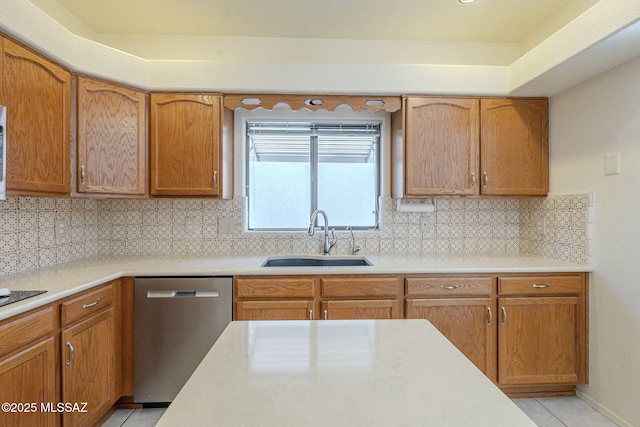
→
(605, 152, 620, 175)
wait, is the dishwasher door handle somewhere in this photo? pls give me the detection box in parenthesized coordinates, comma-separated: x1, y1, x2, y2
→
(147, 290, 221, 298)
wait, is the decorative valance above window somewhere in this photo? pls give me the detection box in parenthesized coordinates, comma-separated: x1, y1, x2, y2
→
(224, 94, 401, 112)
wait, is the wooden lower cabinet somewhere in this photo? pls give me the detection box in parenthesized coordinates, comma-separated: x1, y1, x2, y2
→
(321, 300, 399, 320)
(406, 298, 496, 380)
(234, 275, 403, 321)
(61, 308, 116, 427)
(236, 300, 314, 321)
(498, 296, 579, 386)
(0, 337, 58, 427)
(235, 272, 587, 396)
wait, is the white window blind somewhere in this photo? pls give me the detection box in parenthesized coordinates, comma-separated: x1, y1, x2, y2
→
(246, 121, 381, 231)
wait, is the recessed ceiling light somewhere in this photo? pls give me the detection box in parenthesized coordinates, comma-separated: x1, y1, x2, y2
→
(458, 0, 476, 4)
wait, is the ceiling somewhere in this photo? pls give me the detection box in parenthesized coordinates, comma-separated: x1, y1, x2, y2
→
(34, 0, 598, 44)
(11, 0, 639, 96)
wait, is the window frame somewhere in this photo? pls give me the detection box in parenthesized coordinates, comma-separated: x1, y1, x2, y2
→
(236, 106, 389, 233)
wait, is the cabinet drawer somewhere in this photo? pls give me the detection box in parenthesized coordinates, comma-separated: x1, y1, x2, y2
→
(0, 306, 55, 357)
(499, 275, 584, 295)
(406, 277, 493, 297)
(321, 277, 401, 298)
(235, 277, 315, 298)
(61, 283, 114, 327)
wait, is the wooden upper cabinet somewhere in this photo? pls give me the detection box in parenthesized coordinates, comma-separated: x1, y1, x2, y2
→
(480, 98, 549, 196)
(150, 93, 230, 197)
(393, 96, 548, 198)
(1, 37, 71, 195)
(77, 76, 147, 195)
(403, 97, 479, 196)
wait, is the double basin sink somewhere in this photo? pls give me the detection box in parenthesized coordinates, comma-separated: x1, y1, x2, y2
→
(262, 256, 372, 267)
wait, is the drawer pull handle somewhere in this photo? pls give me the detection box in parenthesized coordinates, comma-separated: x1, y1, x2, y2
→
(66, 341, 75, 366)
(324, 309, 328, 320)
(440, 285, 459, 290)
(532, 284, 550, 289)
(487, 306, 493, 325)
(309, 309, 313, 320)
(501, 306, 507, 325)
(82, 297, 101, 309)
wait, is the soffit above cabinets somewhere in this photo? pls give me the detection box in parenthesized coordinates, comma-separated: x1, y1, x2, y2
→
(33, 0, 596, 46)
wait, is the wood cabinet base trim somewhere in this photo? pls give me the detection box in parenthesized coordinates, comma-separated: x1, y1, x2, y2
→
(501, 385, 577, 399)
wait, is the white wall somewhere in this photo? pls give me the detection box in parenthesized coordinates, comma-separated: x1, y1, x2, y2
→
(550, 54, 640, 427)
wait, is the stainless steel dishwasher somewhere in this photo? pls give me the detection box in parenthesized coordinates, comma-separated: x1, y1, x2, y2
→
(134, 276, 232, 404)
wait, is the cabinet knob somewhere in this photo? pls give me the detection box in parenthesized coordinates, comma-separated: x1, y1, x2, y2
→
(309, 309, 313, 320)
(324, 309, 328, 320)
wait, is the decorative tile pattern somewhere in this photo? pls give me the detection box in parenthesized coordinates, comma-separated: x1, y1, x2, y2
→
(0, 193, 590, 277)
(0, 196, 99, 276)
(518, 194, 589, 265)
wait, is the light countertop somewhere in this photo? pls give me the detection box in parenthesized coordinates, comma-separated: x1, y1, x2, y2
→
(157, 319, 537, 427)
(0, 254, 591, 321)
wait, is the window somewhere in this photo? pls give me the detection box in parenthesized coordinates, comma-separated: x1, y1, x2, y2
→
(246, 120, 381, 231)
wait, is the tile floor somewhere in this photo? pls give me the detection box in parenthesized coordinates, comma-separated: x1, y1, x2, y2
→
(102, 396, 618, 427)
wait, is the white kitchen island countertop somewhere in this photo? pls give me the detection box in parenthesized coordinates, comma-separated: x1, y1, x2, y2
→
(157, 319, 536, 427)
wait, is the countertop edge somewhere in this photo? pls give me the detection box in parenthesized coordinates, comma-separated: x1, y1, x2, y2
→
(0, 254, 591, 321)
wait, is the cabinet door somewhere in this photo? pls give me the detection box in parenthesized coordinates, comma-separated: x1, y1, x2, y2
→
(406, 298, 496, 380)
(77, 77, 147, 195)
(150, 93, 221, 196)
(0, 338, 58, 427)
(498, 296, 578, 386)
(236, 300, 314, 321)
(62, 309, 115, 427)
(321, 300, 399, 320)
(480, 98, 548, 196)
(404, 97, 479, 196)
(1, 38, 71, 195)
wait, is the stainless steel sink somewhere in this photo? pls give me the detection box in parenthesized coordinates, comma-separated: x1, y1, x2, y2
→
(261, 256, 372, 267)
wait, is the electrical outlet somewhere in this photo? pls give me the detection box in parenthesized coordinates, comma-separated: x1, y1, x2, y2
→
(218, 217, 234, 234)
(185, 217, 196, 233)
(55, 219, 68, 239)
(420, 216, 430, 233)
(536, 218, 546, 235)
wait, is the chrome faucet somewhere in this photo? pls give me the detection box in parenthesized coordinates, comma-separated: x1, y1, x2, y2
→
(308, 210, 337, 255)
(347, 225, 361, 255)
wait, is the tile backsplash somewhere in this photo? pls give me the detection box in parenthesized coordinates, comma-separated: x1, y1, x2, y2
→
(0, 194, 589, 277)
(0, 197, 99, 275)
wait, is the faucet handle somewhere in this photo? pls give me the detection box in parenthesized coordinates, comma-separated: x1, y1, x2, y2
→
(328, 228, 338, 254)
